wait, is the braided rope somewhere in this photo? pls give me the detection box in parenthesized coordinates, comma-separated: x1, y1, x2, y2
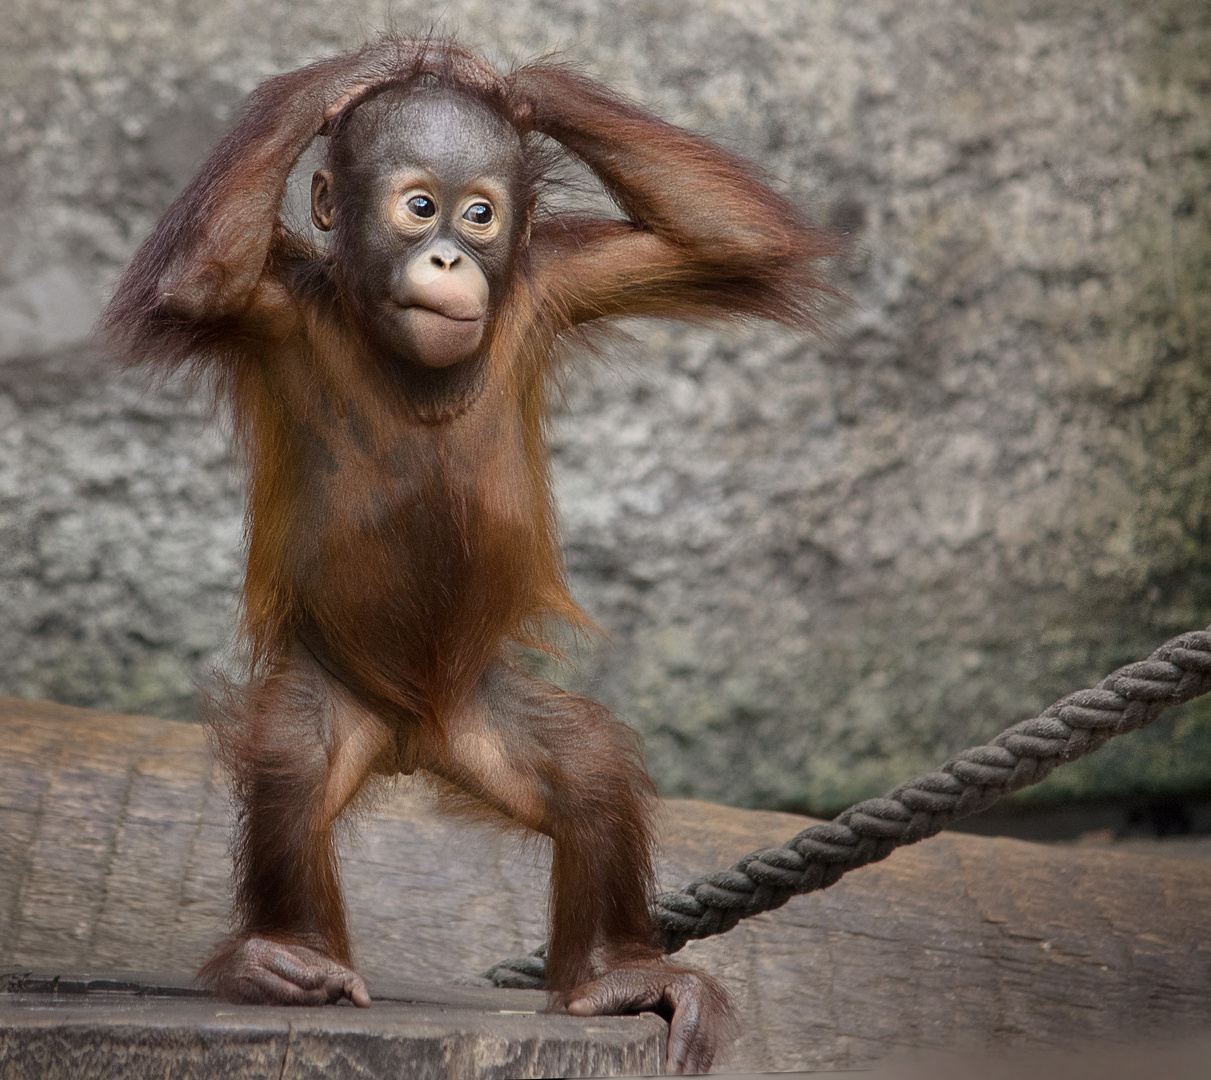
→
(485, 626, 1211, 988)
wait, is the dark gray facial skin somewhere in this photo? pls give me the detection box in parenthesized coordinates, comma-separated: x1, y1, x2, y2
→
(314, 86, 527, 368)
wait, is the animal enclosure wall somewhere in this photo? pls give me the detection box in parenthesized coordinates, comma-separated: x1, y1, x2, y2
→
(1, 0, 1209, 812)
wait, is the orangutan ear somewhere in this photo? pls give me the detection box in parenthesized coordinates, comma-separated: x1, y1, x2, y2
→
(311, 169, 336, 232)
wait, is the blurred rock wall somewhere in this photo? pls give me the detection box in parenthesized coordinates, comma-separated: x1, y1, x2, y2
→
(1, 0, 1209, 812)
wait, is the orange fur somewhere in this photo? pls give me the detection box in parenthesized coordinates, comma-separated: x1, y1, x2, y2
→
(102, 37, 842, 1001)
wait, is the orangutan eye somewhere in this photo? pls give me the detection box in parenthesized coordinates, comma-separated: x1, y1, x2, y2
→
(406, 195, 437, 219)
(463, 202, 493, 225)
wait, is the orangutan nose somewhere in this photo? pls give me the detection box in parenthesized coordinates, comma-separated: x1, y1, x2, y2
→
(428, 243, 463, 271)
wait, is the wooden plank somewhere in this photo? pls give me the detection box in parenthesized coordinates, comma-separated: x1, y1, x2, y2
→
(1, 697, 1209, 1072)
(0, 975, 664, 1079)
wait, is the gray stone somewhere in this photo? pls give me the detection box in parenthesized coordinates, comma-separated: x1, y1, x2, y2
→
(1, 1, 1210, 811)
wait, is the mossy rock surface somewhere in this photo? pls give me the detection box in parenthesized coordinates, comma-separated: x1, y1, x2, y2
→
(0, 0, 1209, 812)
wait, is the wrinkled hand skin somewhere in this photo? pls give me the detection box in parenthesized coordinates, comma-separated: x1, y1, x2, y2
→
(211, 937, 371, 1008)
(567, 963, 736, 1075)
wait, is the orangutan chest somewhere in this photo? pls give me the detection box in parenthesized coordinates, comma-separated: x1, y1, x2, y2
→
(289, 400, 536, 583)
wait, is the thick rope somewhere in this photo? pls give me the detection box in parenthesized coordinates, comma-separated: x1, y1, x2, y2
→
(485, 626, 1211, 988)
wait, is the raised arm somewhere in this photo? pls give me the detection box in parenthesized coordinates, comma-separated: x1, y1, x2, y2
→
(508, 63, 845, 332)
(102, 38, 498, 373)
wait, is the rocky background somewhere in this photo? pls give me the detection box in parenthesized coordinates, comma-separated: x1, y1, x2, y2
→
(1, 0, 1208, 814)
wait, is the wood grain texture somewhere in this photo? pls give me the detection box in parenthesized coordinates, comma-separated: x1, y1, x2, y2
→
(1, 696, 1209, 1072)
(0, 979, 665, 1080)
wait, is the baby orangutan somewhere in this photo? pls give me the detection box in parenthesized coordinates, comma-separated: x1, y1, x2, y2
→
(103, 36, 839, 1074)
